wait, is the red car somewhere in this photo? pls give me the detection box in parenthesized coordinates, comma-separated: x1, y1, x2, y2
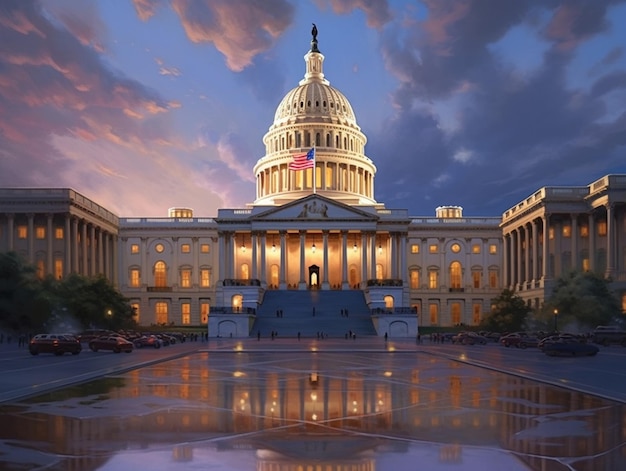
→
(89, 335, 134, 353)
(29, 334, 82, 356)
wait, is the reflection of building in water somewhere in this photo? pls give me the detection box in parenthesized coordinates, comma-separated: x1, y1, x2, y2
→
(0, 353, 624, 470)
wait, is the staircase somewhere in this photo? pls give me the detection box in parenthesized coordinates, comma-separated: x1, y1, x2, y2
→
(251, 290, 377, 338)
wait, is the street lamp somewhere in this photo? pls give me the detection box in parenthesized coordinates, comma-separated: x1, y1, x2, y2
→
(553, 308, 558, 332)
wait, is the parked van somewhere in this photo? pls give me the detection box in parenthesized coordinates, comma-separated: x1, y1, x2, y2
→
(592, 325, 626, 346)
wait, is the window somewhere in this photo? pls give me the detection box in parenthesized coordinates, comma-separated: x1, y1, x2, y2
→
(451, 303, 461, 325)
(155, 243, 164, 253)
(201, 244, 210, 253)
(489, 269, 498, 288)
(181, 303, 191, 325)
(450, 262, 462, 289)
(549, 227, 555, 240)
(562, 225, 571, 237)
(472, 304, 482, 325)
(410, 270, 419, 289)
(180, 269, 192, 288)
(411, 244, 419, 254)
(154, 261, 167, 287)
(428, 269, 438, 289)
(36, 227, 45, 239)
(17, 226, 27, 239)
(130, 269, 140, 287)
(201, 269, 210, 288)
(200, 302, 210, 323)
(54, 259, 63, 279)
(472, 244, 481, 254)
(36, 260, 44, 279)
(155, 302, 168, 324)
(131, 244, 139, 254)
(451, 243, 461, 253)
(580, 226, 589, 237)
(131, 303, 140, 322)
(55, 227, 64, 239)
(597, 221, 607, 236)
(582, 257, 590, 272)
(489, 244, 497, 254)
(181, 244, 191, 253)
(472, 271, 482, 288)
(429, 304, 438, 325)
(429, 244, 438, 254)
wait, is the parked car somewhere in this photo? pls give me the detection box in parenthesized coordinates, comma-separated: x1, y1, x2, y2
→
(543, 340, 599, 357)
(452, 332, 487, 345)
(78, 329, 115, 343)
(538, 333, 586, 350)
(500, 332, 535, 348)
(89, 335, 134, 353)
(29, 334, 82, 356)
(133, 335, 163, 349)
(591, 326, 626, 347)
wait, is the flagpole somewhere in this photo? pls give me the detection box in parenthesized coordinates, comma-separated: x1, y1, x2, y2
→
(312, 146, 316, 195)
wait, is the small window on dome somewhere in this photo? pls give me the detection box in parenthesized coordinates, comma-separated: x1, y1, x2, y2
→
(300, 101, 304, 108)
(330, 102, 334, 108)
(323, 101, 326, 107)
(307, 100, 311, 107)
(316, 100, 319, 107)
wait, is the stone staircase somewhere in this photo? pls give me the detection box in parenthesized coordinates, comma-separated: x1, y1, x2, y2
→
(251, 290, 377, 338)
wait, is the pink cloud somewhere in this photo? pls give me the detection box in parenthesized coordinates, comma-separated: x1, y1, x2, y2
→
(319, 0, 393, 28)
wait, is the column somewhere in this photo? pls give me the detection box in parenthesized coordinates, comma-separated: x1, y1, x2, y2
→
(112, 235, 118, 286)
(588, 213, 595, 272)
(400, 233, 407, 286)
(229, 233, 236, 280)
(81, 221, 87, 275)
(524, 224, 530, 286)
(6, 214, 14, 251)
(370, 233, 377, 280)
(47, 214, 53, 277)
(279, 231, 287, 289)
(542, 215, 549, 280)
(516, 228, 522, 289)
(90, 225, 96, 276)
(98, 230, 104, 276)
(322, 230, 329, 290)
(172, 237, 179, 286)
(606, 204, 615, 278)
(218, 232, 226, 284)
(104, 233, 111, 279)
(502, 233, 509, 288)
(341, 230, 349, 289)
(532, 220, 539, 282)
(360, 232, 367, 288)
(65, 215, 71, 276)
(251, 232, 258, 281)
(391, 233, 398, 280)
(571, 216, 578, 271)
(260, 232, 267, 288)
(192, 237, 199, 288)
(298, 231, 306, 289)
(27, 213, 34, 264)
(71, 217, 79, 273)
(553, 219, 561, 278)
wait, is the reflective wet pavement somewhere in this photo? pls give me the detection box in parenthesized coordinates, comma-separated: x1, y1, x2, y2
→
(0, 340, 625, 470)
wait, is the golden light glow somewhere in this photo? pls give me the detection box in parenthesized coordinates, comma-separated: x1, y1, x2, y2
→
(233, 371, 246, 377)
(383, 371, 392, 377)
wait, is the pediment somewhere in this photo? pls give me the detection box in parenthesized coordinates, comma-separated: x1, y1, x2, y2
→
(250, 195, 378, 222)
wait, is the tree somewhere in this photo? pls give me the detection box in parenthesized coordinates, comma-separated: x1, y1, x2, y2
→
(480, 289, 530, 332)
(545, 271, 621, 331)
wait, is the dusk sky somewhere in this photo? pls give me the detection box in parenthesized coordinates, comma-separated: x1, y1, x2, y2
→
(1, 0, 625, 218)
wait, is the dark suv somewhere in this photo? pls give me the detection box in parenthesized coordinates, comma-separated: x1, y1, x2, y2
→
(29, 334, 82, 356)
(592, 326, 626, 346)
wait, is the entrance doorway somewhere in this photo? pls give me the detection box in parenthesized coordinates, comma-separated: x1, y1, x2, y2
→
(308, 265, 320, 289)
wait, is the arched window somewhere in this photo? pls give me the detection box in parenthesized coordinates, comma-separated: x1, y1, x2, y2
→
(154, 261, 167, 287)
(384, 295, 394, 310)
(450, 261, 462, 289)
(231, 294, 243, 313)
(240, 263, 249, 280)
(410, 269, 419, 289)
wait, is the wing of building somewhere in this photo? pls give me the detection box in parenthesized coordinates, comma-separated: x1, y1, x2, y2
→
(1, 34, 625, 336)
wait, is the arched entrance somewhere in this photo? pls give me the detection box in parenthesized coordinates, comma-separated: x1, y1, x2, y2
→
(308, 264, 320, 288)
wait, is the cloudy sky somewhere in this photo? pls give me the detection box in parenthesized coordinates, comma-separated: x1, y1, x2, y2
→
(1, 0, 625, 218)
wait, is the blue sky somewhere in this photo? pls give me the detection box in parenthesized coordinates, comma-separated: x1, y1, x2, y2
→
(1, 0, 625, 217)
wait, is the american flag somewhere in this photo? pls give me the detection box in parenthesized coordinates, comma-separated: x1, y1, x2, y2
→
(288, 148, 315, 171)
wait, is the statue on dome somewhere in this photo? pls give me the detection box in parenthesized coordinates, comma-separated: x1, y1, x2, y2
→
(311, 23, 318, 41)
(311, 23, 320, 52)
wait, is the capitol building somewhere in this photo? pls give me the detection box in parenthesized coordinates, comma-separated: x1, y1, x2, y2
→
(1, 34, 625, 336)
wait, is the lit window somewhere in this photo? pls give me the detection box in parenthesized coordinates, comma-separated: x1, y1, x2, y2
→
(562, 225, 571, 237)
(429, 304, 438, 325)
(55, 227, 64, 239)
(597, 221, 607, 236)
(181, 303, 191, 325)
(451, 243, 461, 253)
(17, 226, 27, 239)
(549, 227, 555, 240)
(181, 244, 191, 253)
(130, 269, 140, 287)
(201, 244, 210, 253)
(155, 302, 168, 324)
(201, 269, 210, 288)
(154, 261, 167, 287)
(580, 226, 589, 237)
(582, 258, 590, 271)
(410, 270, 419, 289)
(54, 259, 63, 279)
(411, 244, 419, 254)
(429, 244, 438, 254)
(472, 271, 482, 288)
(131, 244, 139, 254)
(200, 303, 210, 323)
(472, 244, 480, 254)
(451, 303, 461, 325)
(472, 304, 482, 325)
(131, 303, 140, 322)
(489, 270, 498, 288)
(36, 260, 45, 279)
(181, 269, 192, 288)
(450, 262, 462, 289)
(428, 270, 438, 289)
(489, 244, 497, 254)
(35, 227, 45, 239)
(155, 243, 164, 253)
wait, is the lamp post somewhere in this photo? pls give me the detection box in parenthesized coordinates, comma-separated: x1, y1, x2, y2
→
(553, 308, 558, 332)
